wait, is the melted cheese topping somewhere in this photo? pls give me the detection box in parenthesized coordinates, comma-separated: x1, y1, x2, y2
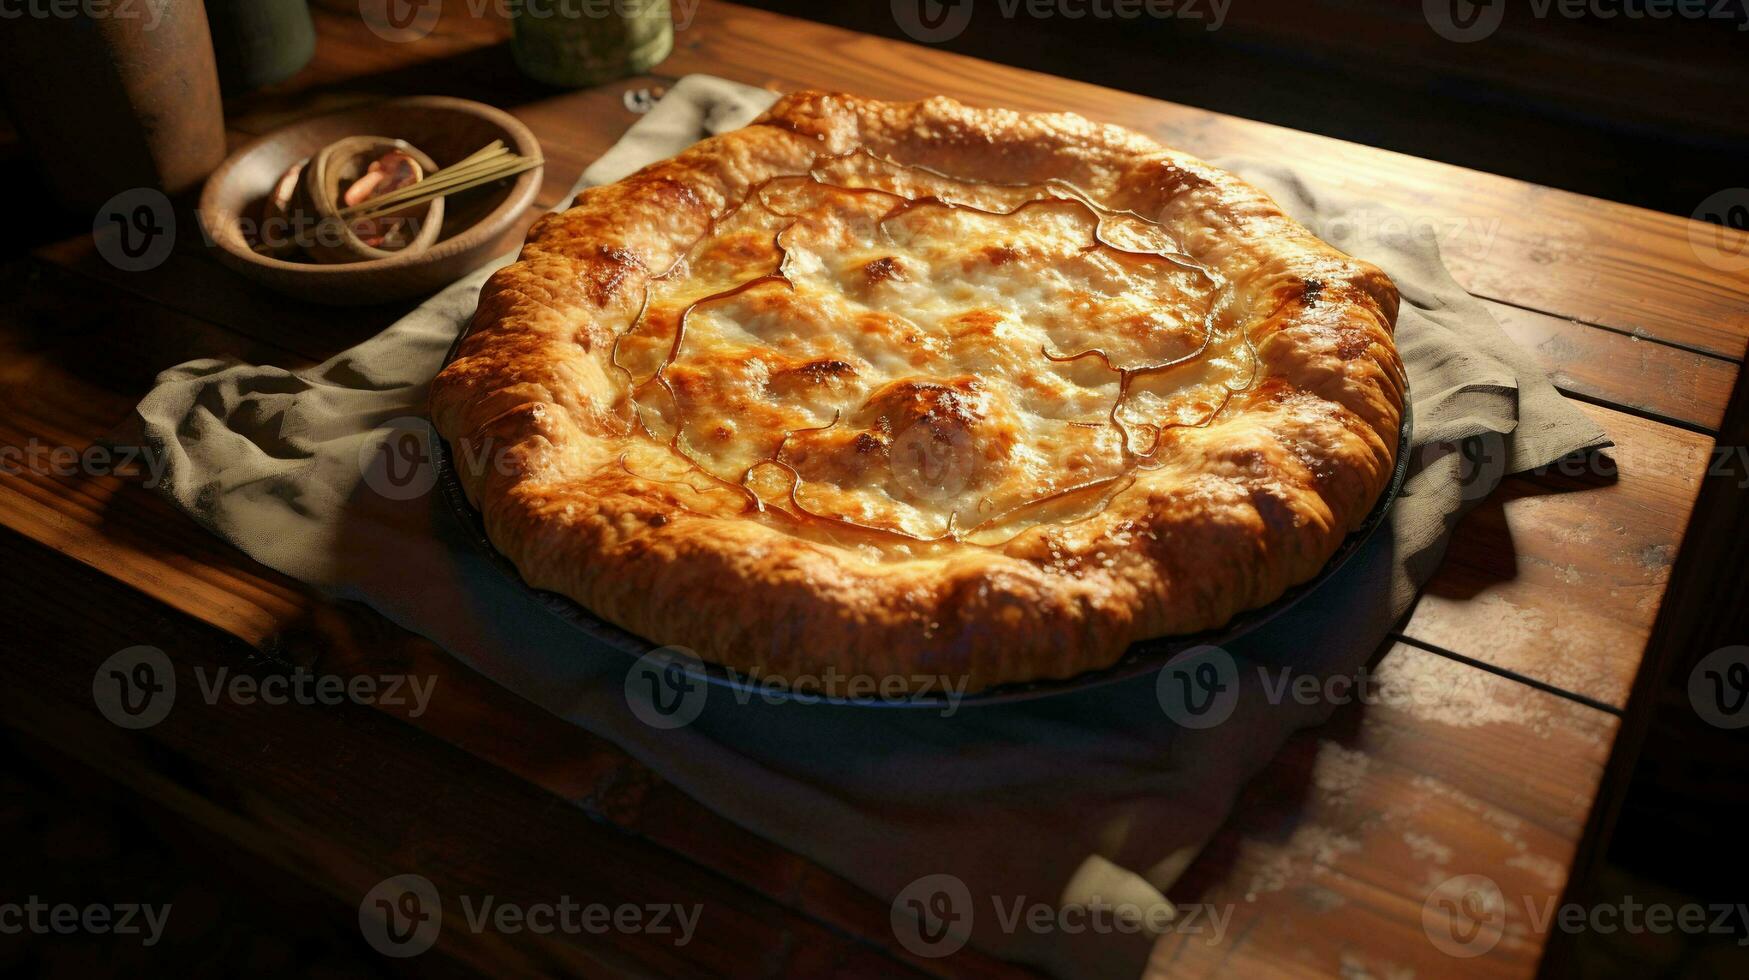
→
(610, 155, 1254, 544)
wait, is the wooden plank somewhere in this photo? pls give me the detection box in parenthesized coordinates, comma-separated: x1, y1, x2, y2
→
(1403, 404, 1714, 710)
(1489, 304, 1733, 434)
(4, 729, 498, 979)
(1549, 312, 1749, 970)
(1151, 642, 1618, 978)
(0, 261, 316, 640)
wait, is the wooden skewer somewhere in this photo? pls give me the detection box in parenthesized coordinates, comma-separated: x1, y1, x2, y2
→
(339, 146, 517, 217)
(344, 158, 543, 222)
(347, 143, 513, 211)
(338, 140, 541, 222)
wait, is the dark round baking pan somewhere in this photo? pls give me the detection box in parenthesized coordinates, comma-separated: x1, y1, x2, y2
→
(435, 326, 1413, 708)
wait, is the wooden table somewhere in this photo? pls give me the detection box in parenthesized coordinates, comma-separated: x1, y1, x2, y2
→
(1, 1, 1740, 975)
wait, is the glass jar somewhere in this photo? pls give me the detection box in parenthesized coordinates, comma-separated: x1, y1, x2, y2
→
(510, 0, 674, 88)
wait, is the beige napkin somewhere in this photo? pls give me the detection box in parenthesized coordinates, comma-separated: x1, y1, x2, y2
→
(129, 76, 1607, 977)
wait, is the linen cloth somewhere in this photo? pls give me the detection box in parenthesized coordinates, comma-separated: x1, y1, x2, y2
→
(129, 76, 1608, 976)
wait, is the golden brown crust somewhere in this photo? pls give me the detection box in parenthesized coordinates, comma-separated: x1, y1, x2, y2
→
(430, 92, 1405, 692)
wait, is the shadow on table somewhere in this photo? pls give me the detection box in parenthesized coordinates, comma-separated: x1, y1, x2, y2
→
(1419, 447, 1621, 604)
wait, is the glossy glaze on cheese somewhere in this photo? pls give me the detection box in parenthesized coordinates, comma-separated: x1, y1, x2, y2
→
(610, 156, 1253, 544)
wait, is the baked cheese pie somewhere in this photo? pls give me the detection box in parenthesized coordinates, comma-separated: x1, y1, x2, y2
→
(430, 92, 1405, 693)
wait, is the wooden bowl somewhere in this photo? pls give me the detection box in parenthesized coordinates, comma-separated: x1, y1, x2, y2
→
(199, 96, 542, 306)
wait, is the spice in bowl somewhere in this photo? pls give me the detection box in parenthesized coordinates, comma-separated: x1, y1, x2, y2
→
(252, 137, 541, 264)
